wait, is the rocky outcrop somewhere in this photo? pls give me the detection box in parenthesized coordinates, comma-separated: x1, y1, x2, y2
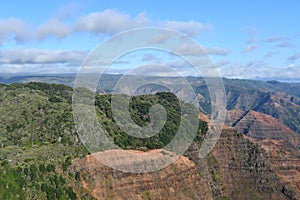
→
(256, 138, 300, 199)
(226, 110, 300, 147)
(70, 150, 213, 200)
(222, 84, 300, 134)
(70, 128, 294, 200)
(253, 94, 300, 134)
(186, 128, 292, 200)
(226, 109, 300, 199)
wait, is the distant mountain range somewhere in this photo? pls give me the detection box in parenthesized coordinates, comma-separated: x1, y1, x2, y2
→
(1, 74, 299, 134)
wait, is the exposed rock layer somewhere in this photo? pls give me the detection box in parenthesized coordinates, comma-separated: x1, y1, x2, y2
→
(71, 129, 294, 200)
(226, 109, 300, 199)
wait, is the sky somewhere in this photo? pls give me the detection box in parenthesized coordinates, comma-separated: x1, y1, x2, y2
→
(0, 0, 299, 81)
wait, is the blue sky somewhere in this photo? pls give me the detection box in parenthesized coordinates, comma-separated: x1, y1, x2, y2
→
(0, 0, 299, 81)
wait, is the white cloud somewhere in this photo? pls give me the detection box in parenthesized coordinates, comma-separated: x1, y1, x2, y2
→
(174, 44, 230, 56)
(0, 48, 87, 64)
(0, 9, 211, 44)
(74, 10, 210, 37)
(36, 20, 72, 39)
(147, 32, 175, 44)
(75, 9, 149, 35)
(0, 63, 78, 74)
(243, 26, 257, 44)
(242, 45, 257, 53)
(277, 41, 294, 48)
(0, 9, 222, 75)
(216, 60, 230, 67)
(264, 36, 295, 49)
(161, 20, 212, 37)
(205, 47, 231, 56)
(142, 54, 162, 62)
(221, 62, 300, 80)
(0, 18, 31, 44)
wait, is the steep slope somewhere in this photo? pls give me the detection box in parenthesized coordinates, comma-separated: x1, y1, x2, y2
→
(224, 89, 300, 133)
(226, 110, 300, 198)
(186, 128, 295, 200)
(0, 82, 78, 147)
(253, 94, 300, 133)
(70, 128, 294, 200)
(256, 138, 300, 198)
(0, 83, 90, 199)
(194, 79, 300, 134)
(226, 110, 300, 147)
(70, 150, 213, 200)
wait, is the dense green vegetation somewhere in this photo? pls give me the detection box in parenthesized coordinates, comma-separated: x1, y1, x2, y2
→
(0, 83, 93, 199)
(0, 160, 26, 199)
(94, 92, 206, 150)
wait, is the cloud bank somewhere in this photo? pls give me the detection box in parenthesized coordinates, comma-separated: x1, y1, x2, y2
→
(0, 9, 211, 44)
(0, 48, 87, 64)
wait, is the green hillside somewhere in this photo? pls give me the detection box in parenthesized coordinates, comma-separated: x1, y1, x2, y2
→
(0, 82, 206, 200)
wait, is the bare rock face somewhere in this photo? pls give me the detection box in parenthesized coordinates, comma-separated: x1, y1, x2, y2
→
(224, 87, 300, 134)
(70, 150, 213, 200)
(226, 110, 300, 147)
(70, 128, 295, 200)
(186, 129, 292, 200)
(257, 139, 300, 199)
(226, 109, 300, 199)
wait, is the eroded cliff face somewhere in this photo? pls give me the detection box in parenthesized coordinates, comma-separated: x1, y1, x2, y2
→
(226, 110, 300, 147)
(70, 128, 294, 200)
(70, 150, 213, 200)
(225, 109, 300, 199)
(255, 138, 300, 199)
(186, 128, 293, 200)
